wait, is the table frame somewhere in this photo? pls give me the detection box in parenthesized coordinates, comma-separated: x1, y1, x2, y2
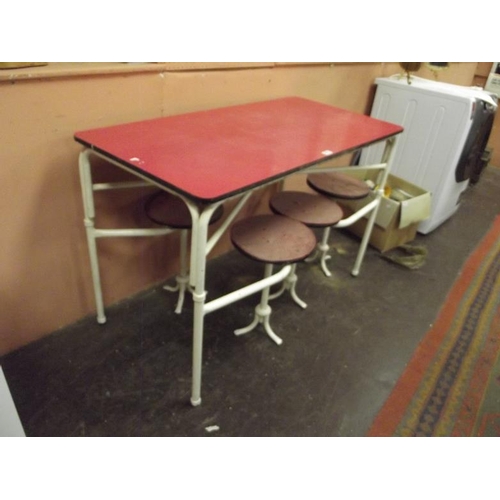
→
(78, 135, 398, 405)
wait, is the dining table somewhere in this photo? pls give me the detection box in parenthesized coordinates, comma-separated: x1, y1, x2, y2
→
(75, 96, 403, 405)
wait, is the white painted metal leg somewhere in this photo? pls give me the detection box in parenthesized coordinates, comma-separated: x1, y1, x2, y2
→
(163, 229, 189, 314)
(79, 150, 107, 324)
(268, 263, 307, 308)
(84, 220, 107, 324)
(288, 264, 307, 309)
(186, 203, 222, 407)
(262, 313, 283, 346)
(184, 193, 263, 406)
(234, 264, 284, 345)
(305, 227, 333, 278)
(203, 265, 291, 315)
(78, 149, 175, 324)
(351, 199, 378, 277)
(189, 191, 253, 289)
(318, 227, 332, 277)
(234, 314, 260, 335)
(190, 287, 206, 406)
(351, 137, 397, 277)
(185, 266, 294, 397)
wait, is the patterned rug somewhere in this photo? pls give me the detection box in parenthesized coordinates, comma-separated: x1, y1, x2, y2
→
(368, 215, 500, 436)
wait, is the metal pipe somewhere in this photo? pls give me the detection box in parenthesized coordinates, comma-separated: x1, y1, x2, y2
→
(203, 265, 292, 315)
(183, 200, 223, 288)
(334, 198, 379, 228)
(205, 191, 253, 256)
(93, 181, 154, 191)
(94, 227, 174, 238)
(79, 150, 105, 323)
(188, 204, 216, 406)
(79, 149, 96, 219)
(351, 137, 399, 276)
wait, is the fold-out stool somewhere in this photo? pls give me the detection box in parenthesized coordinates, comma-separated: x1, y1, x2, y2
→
(307, 171, 371, 200)
(306, 171, 372, 277)
(230, 214, 316, 345)
(145, 190, 224, 313)
(269, 190, 344, 307)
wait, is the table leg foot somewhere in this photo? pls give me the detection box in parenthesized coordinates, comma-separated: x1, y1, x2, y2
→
(190, 396, 202, 406)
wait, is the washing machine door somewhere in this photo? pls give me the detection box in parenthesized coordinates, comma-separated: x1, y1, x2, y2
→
(455, 95, 497, 183)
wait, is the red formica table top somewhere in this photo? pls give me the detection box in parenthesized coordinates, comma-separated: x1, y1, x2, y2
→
(75, 97, 403, 203)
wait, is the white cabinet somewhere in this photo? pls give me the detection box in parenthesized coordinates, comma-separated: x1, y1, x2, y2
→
(360, 75, 497, 234)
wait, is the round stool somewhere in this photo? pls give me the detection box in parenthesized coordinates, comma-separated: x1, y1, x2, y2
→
(306, 172, 372, 277)
(230, 214, 316, 345)
(269, 190, 344, 303)
(307, 171, 371, 199)
(145, 190, 224, 314)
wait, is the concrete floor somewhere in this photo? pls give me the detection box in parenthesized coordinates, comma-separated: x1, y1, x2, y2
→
(2, 167, 500, 437)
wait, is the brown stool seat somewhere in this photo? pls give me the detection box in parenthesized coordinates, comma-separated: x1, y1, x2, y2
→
(145, 190, 224, 228)
(270, 191, 344, 227)
(230, 214, 316, 264)
(307, 172, 371, 200)
(231, 214, 316, 345)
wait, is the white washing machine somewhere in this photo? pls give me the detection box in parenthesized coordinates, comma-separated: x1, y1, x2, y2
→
(359, 75, 497, 234)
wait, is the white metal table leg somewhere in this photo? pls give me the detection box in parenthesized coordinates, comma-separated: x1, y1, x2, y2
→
(79, 150, 107, 324)
(187, 205, 219, 407)
(78, 149, 175, 324)
(351, 197, 379, 277)
(351, 137, 397, 277)
(191, 286, 206, 406)
(185, 193, 251, 406)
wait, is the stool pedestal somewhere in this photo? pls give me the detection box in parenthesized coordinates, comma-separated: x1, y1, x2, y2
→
(230, 214, 316, 345)
(269, 263, 307, 309)
(162, 229, 190, 314)
(235, 263, 284, 345)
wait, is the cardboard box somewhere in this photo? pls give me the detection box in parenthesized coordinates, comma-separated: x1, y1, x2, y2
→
(337, 173, 431, 253)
